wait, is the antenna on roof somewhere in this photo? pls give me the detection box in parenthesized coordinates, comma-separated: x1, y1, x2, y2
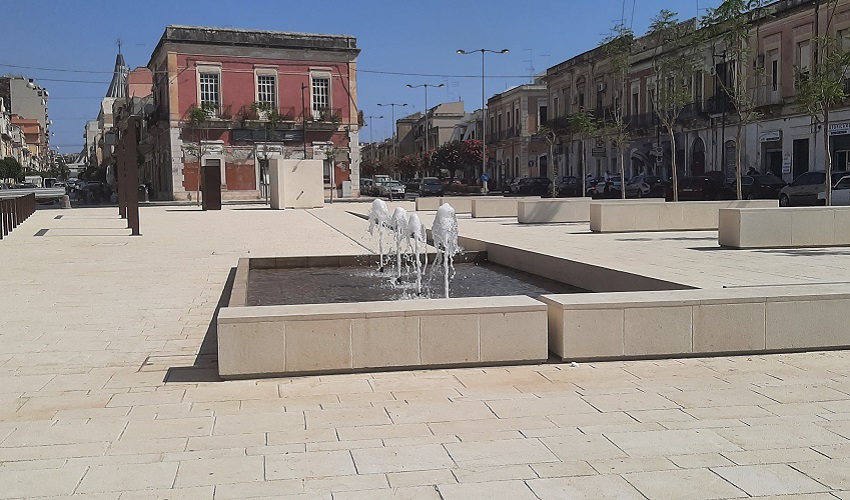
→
(117, 38, 122, 55)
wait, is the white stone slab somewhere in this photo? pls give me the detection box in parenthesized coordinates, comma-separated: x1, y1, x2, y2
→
(591, 200, 777, 233)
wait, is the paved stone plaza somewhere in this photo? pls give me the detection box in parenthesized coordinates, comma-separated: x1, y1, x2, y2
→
(2, 202, 850, 499)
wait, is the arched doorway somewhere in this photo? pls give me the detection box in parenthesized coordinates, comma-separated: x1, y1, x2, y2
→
(691, 137, 706, 175)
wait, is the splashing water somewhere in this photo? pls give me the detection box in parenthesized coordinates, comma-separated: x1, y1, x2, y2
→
(366, 202, 461, 298)
(431, 203, 462, 298)
(407, 213, 427, 295)
(390, 207, 409, 281)
(368, 199, 390, 270)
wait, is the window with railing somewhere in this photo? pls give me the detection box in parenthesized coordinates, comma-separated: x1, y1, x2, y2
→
(257, 74, 276, 106)
(311, 75, 330, 118)
(199, 72, 220, 113)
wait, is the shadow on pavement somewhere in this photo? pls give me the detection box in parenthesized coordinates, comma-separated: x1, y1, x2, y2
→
(163, 266, 236, 384)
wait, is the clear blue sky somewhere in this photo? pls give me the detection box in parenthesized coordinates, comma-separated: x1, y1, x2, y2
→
(1, 0, 722, 155)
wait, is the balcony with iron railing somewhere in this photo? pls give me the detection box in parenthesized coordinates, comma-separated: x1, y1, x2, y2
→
(754, 85, 783, 108)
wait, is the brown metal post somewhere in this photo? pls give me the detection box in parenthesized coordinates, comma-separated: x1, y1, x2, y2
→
(126, 116, 141, 236)
(117, 126, 127, 219)
(12, 196, 19, 228)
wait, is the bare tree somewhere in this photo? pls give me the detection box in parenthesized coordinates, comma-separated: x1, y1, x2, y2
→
(794, 0, 850, 206)
(648, 10, 699, 202)
(702, 0, 767, 199)
(601, 23, 635, 199)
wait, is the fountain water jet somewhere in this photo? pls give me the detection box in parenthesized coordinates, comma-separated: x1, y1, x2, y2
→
(431, 203, 462, 298)
(407, 213, 427, 295)
(368, 199, 390, 270)
(390, 207, 409, 282)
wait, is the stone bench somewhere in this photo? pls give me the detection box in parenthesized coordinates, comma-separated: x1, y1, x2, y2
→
(218, 295, 548, 378)
(719, 206, 850, 248)
(590, 200, 777, 232)
(517, 198, 662, 224)
(471, 197, 540, 218)
(415, 196, 474, 213)
(540, 285, 850, 361)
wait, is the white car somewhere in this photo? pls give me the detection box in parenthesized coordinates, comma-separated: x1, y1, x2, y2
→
(817, 174, 850, 205)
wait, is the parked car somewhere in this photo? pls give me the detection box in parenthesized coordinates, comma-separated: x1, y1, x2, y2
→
(554, 176, 579, 197)
(818, 174, 850, 205)
(675, 171, 734, 201)
(360, 177, 375, 196)
(736, 174, 786, 200)
(588, 175, 622, 198)
(779, 170, 849, 206)
(516, 177, 553, 196)
(418, 177, 444, 197)
(377, 180, 405, 198)
(506, 177, 522, 194)
(624, 175, 667, 198)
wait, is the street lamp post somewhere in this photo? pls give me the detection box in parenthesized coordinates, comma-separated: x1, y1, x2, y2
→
(457, 48, 509, 194)
(364, 115, 383, 145)
(406, 83, 444, 175)
(377, 103, 409, 158)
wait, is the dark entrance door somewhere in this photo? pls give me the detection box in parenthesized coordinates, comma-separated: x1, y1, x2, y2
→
(691, 138, 706, 175)
(201, 159, 222, 211)
(766, 151, 783, 177)
(792, 139, 809, 179)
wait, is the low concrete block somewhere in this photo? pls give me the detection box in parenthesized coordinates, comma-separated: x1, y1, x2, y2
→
(693, 302, 766, 353)
(471, 198, 526, 218)
(217, 322, 285, 378)
(415, 197, 442, 211)
(592, 200, 777, 233)
(624, 306, 693, 356)
(518, 198, 590, 223)
(351, 316, 420, 369)
(719, 206, 850, 248)
(765, 299, 850, 350)
(284, 319, 352, 373)
(479, 311, 548, 362)
(218, 295, 548, 378)
(518, 198, 662, 224)
(415, 196, 472, 212)
(543, 285, 850, 361)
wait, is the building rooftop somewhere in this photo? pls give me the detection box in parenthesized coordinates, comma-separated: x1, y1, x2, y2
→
(153, 24, 359, 54)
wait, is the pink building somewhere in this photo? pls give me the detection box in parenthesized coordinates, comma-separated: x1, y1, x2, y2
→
(147, 25, 361, 201)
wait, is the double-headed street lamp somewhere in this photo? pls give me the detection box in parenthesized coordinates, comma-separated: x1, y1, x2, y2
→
(364, 114, 384, 144)
(457, 48, 509, 193)
(377, 102, 409, 157)
(406, 83, 444, 170)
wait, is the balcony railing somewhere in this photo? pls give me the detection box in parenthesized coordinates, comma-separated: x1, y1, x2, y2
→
(706, 93, 737, 115)
(754, 85, 782, 107)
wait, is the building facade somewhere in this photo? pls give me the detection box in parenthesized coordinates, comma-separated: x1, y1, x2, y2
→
(486, 83, 548, 182)
(146, 25, 361, 201)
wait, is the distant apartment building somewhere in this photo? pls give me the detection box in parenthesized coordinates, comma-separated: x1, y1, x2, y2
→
(0, 76, 49, 168)
(486, 83, 548, 181)
(542, 0, 850, 185)
(146, 25, 361, 201)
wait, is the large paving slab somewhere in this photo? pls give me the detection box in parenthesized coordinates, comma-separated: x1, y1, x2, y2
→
(1, 202, 850, 497)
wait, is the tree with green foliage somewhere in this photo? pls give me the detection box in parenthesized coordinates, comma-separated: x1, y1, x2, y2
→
(568, 111, 598, 196)
(0, 156, 23, 182)
(794, 1, 850, 206)
(647, 9, 699, 201)
(430, 140, 483, 180)
(702, 0, 767, 199)
(601, 23, 635, 199)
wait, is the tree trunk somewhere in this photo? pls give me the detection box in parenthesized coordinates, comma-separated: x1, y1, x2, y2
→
(619, 143, 626, 199)
(825, 108, 832, 206)
(735, 125, 743, 200)
(580, 137, 587, 197)
(670, 127, 679, 202)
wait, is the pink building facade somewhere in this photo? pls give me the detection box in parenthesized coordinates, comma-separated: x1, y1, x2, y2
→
(147, 25, 361, 201)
